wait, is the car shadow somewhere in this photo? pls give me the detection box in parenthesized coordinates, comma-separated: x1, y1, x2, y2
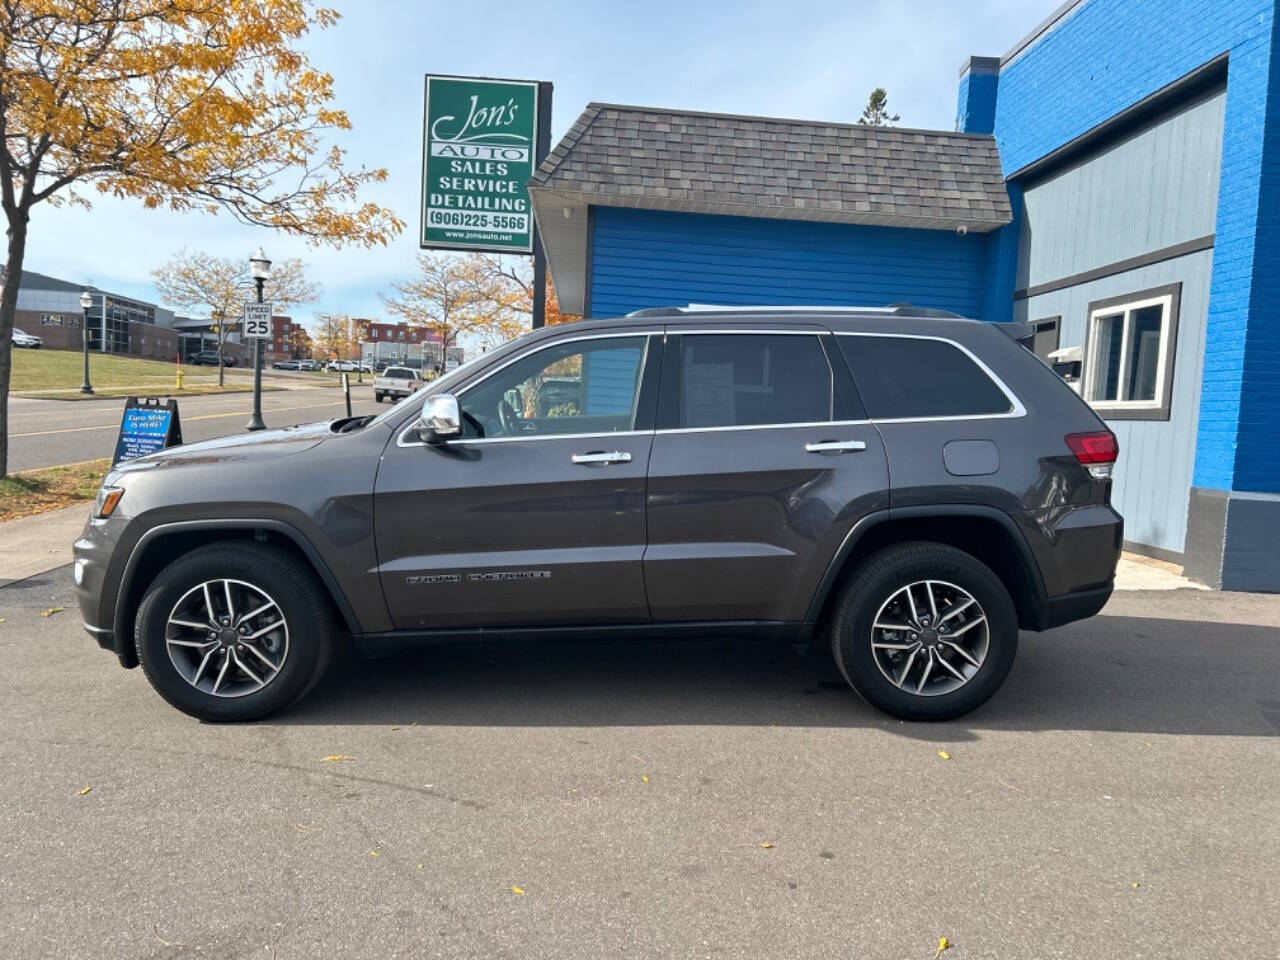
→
(275, 614, 1280, 741)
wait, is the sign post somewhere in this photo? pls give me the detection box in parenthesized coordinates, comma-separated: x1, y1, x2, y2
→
(420, 74, 553, 326)
(243, 299, 272, 431)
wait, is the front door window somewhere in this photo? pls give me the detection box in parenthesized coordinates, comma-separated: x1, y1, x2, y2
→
(459, 336, 648, 439)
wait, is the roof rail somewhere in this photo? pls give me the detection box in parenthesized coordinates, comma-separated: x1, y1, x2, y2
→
(624, 303, 969, 320)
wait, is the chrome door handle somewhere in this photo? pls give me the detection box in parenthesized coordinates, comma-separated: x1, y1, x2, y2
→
(804, 440, 867, 454)
(571, 450, 632, 465)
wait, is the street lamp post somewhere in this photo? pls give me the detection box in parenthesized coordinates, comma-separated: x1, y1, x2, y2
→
(246, 247, 271, 431)
(78, 291, 94, 394)
(357, 339, 364, 383)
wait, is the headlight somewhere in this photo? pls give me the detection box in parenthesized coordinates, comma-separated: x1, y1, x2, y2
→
(94, 485, 124, 518)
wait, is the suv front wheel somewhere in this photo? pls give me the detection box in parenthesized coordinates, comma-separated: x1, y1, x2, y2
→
(134, 541, 335, 722)
(830, 542, 1018, 721)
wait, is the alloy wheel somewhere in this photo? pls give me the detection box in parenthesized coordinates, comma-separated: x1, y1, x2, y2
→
(165, 579, 290, 698)
(869, 579, 988, 697)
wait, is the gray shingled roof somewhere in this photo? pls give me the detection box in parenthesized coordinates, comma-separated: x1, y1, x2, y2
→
(530, 103, 1011, 231)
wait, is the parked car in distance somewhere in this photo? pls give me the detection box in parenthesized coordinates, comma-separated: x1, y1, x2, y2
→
(271, 359, 301, 371)
(188, 350, 235, 367)
(297, 359, 321, 371)
(326, 359, 358, 372)
(373, 365, 423, 403)
(75, 304, 1122, 724)
(12, 328, 42, 348)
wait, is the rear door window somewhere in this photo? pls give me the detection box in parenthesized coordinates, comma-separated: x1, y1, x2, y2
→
(676, 334, 833, 428)
(838, 335, 1012, 419)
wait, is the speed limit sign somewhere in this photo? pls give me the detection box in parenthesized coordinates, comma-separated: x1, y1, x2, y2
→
(243, 301, 273, 339)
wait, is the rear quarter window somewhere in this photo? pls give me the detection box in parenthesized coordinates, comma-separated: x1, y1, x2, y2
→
(839, 335, 1012, 419)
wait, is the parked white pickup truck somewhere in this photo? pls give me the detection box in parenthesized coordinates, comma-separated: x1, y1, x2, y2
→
(373, 365, 423, 403)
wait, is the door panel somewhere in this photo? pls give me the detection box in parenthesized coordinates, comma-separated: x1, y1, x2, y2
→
(375, 435, 652, 629)
(643, 329, 889, 623)
(374, 332, 661, 630)
(644, 424, 888, 622)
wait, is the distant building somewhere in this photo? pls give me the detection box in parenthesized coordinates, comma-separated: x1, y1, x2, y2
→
(355, 318, 445, 367)
(6, 268, 179, 360)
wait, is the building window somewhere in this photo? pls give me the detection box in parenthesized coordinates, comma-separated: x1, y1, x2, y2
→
(1031, 316, 1060, 360)
(1083, 284, 1180, 421)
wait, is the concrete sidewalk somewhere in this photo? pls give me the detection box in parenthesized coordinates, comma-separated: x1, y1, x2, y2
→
(0, 502, 89, 586)
(1114, 551, 1206, 590)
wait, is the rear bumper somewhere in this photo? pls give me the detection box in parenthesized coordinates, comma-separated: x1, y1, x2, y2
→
(1040, 581, 1113, 629)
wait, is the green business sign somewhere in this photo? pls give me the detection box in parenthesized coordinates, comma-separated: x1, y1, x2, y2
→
(421, 75, 541, 253)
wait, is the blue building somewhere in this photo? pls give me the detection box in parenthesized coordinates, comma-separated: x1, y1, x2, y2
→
(529, 0, 1280, 591)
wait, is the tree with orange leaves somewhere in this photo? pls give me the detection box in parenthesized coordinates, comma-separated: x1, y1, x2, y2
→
(0, 2, 402, 475)
(381, 252, 522, 360)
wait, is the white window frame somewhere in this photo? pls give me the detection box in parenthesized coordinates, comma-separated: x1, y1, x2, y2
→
(1082, 284, 1181, 421)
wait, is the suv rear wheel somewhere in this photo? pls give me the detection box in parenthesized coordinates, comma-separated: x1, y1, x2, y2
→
(134, 541, 335, 722)
(830, 542, 1017, 721)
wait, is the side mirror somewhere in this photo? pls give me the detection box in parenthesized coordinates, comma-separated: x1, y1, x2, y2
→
(416, 393, 461, 443)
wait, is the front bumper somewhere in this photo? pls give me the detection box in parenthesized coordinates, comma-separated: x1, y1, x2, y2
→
(73, 513, 135, 667)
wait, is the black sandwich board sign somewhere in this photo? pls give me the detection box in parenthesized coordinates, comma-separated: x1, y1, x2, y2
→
(112, 396, 183, 466)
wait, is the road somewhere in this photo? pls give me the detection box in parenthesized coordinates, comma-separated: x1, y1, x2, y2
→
(0, 580, 1277, 959)
(8, 381, 381, 471)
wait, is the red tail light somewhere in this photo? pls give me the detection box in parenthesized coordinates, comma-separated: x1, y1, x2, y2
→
(1065, 431, 1118, 479)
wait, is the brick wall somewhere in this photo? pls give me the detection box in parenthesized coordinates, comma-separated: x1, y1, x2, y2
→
(127, 322, 178, 360)
(14, 309, 81, 350)
(956, 57, 1000, 135)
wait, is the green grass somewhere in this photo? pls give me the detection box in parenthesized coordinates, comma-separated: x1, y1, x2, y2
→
(12, 349, 205, 389)
(7, 348, 288, 398)
(0, 458, 111, 521)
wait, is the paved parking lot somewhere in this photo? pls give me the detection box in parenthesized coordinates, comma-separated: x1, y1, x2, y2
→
(1, 573, 1277, 959)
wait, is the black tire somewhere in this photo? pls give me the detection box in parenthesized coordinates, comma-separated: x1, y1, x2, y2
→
(829, 542, 1017, 721)
(374, 393, 383, 403)
(134, 541, 335, 722)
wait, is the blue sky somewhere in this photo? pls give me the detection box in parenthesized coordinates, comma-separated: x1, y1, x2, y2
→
(25, 0, 1056, 328)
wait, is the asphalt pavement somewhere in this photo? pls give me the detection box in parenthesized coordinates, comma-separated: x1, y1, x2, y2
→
(8, 381, 381, 471)
(1, 576, 1277, 959)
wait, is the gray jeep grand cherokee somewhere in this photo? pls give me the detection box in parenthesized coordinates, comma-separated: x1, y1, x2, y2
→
(74, 306, 1122, 723)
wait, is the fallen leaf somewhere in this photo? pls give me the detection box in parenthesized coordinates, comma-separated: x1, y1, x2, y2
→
(937, 750, 951, 761)
(78, 785, 91, 796)
(369, 850, 379, 858)
(152, 924, 185, 947)
(935, 936, 951, 957)
(641, 775, 649, 783)
(417, 863, 424, 871)
(511, 886, 525, 895)
(1131, 882, 1140, 889)
(319, 754, 353, 763)
(760, 842, 774, 849)
(40, 606, 63, 617)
